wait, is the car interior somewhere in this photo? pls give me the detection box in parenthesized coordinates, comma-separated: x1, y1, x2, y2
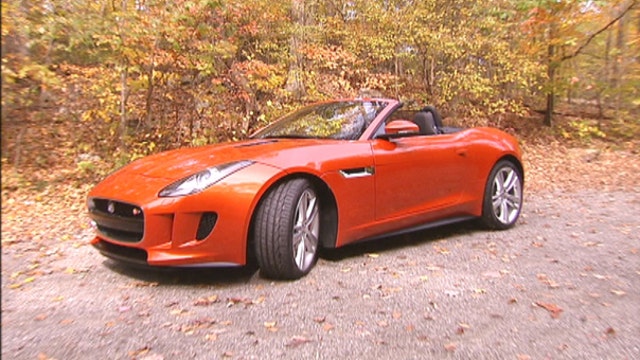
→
(382, 106, 462, 137)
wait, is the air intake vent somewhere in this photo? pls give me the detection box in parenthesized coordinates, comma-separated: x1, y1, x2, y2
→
(196, 212, 218, 240)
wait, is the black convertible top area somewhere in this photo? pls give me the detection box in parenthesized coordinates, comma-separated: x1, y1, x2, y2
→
(385, 105, 463, 136)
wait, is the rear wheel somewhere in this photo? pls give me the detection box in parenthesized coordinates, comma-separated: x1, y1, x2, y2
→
(254, 178, 320, 279)
(481, 160, 523, 230)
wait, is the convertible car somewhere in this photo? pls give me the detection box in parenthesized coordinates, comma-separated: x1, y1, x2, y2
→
(87, 98, 523, 279)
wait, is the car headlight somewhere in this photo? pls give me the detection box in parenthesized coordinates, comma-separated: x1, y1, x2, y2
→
(159, 160, 254, 197)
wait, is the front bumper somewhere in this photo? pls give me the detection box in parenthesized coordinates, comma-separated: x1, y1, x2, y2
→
(87, 162, 282, 267)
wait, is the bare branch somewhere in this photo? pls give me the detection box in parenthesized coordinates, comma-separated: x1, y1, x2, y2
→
(561, 0, 637, 61)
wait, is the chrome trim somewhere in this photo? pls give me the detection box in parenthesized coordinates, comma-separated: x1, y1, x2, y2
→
(339, 166, 375, 178)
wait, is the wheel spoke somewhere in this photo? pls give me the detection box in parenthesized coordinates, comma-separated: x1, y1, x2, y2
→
(297, 195, 308, 227)
(495, 172, 505, 193)
(292, 189, 320, 271)
(294, 238, 305, 268)
(305, 195, 317, 222)
(292, 231, 303, 249)
(506, 193, 520, 208)
(499, 200, 509, 223)
(503, 170, 518, 192)
(304, 232, 318, 252)
(493, 198, 502, 213)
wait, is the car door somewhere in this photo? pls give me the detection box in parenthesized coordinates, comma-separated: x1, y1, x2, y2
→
(372, 134, 469, 221)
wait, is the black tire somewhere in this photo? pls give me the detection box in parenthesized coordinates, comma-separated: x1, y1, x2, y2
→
(253, 178, 320, 280)
(481, 160, 523, 230)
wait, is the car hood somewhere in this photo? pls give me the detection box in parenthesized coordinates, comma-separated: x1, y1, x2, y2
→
(118, 138, 333, 180)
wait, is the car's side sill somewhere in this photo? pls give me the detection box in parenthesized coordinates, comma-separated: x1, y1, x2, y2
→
(356, 215, 475, 244)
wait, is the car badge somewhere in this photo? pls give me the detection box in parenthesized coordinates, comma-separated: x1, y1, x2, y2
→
(107, 201, 115, 214)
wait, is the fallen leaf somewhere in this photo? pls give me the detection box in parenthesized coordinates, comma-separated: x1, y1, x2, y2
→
(264, 321, 278, 332)
(226, 297, 261, 308)
(435, 246, 450, 255)
(444, 342, 457, 352)
(193, 295, 219, 306)
(482, 271, 502, 278)
(366, 253, 380, 258)
(169, 308, 188, 316)
(140, 354, 164, 360)
(534, 301, 563, 318)
(285, 335, 313, 347)
(583, 241, 601, 247)
(129, 346, 151, 358)
(610, 290, 626, 296)
(405, 325, 415, 332)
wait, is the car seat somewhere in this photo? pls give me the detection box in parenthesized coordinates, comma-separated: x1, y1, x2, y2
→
(413, 111, 438, 135)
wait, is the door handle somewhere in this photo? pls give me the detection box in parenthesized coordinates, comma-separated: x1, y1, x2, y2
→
(456, 148, 468, 157)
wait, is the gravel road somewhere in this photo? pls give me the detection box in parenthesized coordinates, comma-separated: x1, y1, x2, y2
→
(2, 190, 639, 360)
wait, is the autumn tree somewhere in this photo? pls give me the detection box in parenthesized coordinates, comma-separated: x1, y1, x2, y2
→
(519, 0, 637, 126)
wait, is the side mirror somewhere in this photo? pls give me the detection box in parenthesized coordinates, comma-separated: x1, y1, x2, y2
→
(377, 120, 419, 140)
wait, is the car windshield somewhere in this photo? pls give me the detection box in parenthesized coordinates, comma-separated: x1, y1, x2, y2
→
(253, 101, 388, 140)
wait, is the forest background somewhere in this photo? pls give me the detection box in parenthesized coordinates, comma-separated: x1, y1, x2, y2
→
(1, 0, 639, 192)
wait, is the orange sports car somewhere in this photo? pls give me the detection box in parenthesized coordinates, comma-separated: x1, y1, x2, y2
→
(88, 98, 524, 279)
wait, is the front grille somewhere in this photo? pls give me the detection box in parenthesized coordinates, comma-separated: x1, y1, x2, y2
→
(88, 198, 144, 243)
(93, 240, 148, 265)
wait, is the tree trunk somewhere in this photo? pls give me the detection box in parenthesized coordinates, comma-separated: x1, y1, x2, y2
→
(119, 0, 129, 151)
(613, 15, 626, 117)
(119, 64, 129, 150)
(145, 46, 156, 125)
(285, 0, 307, 100)
(544, 42, 556, 127)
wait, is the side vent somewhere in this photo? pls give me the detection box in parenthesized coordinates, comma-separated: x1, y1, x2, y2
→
(196, 212, 218, 240)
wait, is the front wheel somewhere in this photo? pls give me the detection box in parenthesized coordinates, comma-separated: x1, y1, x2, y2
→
(253, 179, 320, 280)
(481, 160, 523, 230)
